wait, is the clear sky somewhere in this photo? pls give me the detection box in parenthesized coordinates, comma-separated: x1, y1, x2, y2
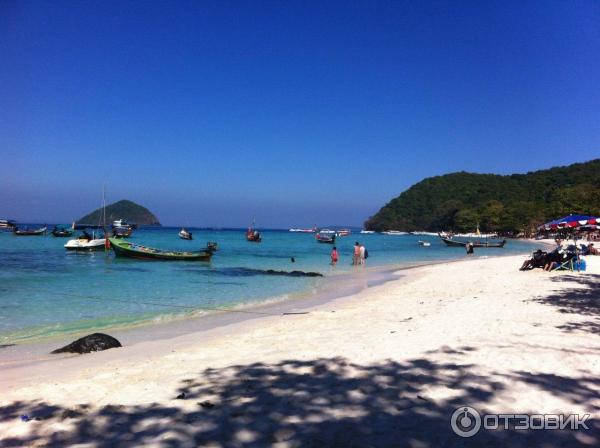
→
(1, 1, 599, 227)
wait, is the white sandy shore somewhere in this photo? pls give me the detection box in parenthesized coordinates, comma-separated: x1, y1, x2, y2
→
(1, 254, 599, 447)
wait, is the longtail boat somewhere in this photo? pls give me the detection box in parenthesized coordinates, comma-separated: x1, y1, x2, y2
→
(438, 233, 506, 248)
(109, 238, 215, 261)
(14, 226, 47, 236)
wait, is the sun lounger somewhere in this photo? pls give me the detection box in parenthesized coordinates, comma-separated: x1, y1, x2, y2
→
(550, 253, 578, 272)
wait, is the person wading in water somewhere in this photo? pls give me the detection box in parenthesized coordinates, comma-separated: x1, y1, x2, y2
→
(331, 246, 339, 266)
(353, 242, 361, 265)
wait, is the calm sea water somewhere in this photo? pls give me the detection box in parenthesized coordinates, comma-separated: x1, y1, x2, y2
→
(0, 227, 541, 344)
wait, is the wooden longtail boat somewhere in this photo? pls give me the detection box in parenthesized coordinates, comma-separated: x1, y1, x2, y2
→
(438, 234, 506, 248)
(109, 238, 215, 261)
(14, 226, 47, 236)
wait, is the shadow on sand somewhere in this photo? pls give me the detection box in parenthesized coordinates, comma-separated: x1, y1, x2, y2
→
(1, 355, 598, 447)
(532, 274, 600, 336)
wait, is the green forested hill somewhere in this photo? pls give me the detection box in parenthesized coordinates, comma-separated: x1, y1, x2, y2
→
(364, 159, 600, 234)
(77, 200, 161, 226)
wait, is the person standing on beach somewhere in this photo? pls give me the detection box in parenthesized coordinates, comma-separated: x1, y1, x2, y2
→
(331, 246, 339, 265)
(353, 242, 361, 265)
(359, 243, 366, 265)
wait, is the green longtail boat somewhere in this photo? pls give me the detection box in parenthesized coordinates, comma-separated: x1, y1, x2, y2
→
(109, 238, 215, 261)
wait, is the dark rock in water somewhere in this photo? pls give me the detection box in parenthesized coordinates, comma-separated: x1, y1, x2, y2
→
(264, 269, 323, 277)
(51, 333, 122, 354)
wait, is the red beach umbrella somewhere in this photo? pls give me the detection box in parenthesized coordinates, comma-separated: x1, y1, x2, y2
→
(538, 214, 599, 231)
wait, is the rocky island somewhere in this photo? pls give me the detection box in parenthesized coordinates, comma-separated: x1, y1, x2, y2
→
(76, 199, 161, 227)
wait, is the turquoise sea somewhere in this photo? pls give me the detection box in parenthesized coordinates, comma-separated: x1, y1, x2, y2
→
(0, 227, 542, 345)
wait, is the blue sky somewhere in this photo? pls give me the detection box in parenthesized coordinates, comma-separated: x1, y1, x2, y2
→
(1, 0, 599, 227)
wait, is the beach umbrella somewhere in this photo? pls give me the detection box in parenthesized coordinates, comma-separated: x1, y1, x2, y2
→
(538, 214, 599, 231)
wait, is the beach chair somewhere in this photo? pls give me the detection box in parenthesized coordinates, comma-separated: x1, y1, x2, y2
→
(550, 253, 578, 272)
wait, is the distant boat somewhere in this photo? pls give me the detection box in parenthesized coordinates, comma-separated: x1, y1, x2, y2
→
(382, 230, 407, 235)
(14, 226, 47, 236)
(0, 219, 17, 231)
(289, 227, 317, 233)
(417, 240, 431, 247)
(112, 219, 137, 229)
(111, 218, 134, 238)
(316, 230, 336, 244)
(336, 229, 351, 237)
(438, 233, 506, 248)
(179, 228, 193, 240)
(52, 226, 74, 237)
(109, 238, 215, 261)
(246, 228, 262, 242)
(246, 218, 262, 242)
(112, 226, 133, 238)
(360, 230, 375, 234)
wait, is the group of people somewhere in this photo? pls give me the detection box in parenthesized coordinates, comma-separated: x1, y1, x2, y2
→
(519, 239, 597, 272)
(330, 242, 368, 266)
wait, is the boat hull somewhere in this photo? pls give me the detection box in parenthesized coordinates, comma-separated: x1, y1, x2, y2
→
(109, 239, 213, 261)
(316, 235, 336, 244)
(64, 238, 106, 251)
(438, 234, 506, 248)
(14, 227, 47, 236)
(246, 229, 262, 242)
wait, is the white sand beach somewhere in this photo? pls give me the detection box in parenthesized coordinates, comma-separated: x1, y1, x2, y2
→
(1, 254, 599, 447)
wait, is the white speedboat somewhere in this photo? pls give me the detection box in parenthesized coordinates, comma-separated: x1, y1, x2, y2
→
(65, 231, 106, 251)
(382, 230, 407, 235)
(289, 228, 316, 233)
(360, 230, 375, 234)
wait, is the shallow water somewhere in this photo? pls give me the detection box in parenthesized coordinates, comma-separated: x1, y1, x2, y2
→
(0, 227, 541, 344)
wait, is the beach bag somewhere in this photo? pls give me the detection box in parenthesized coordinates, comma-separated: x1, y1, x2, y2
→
(364, 249, 369, 259)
